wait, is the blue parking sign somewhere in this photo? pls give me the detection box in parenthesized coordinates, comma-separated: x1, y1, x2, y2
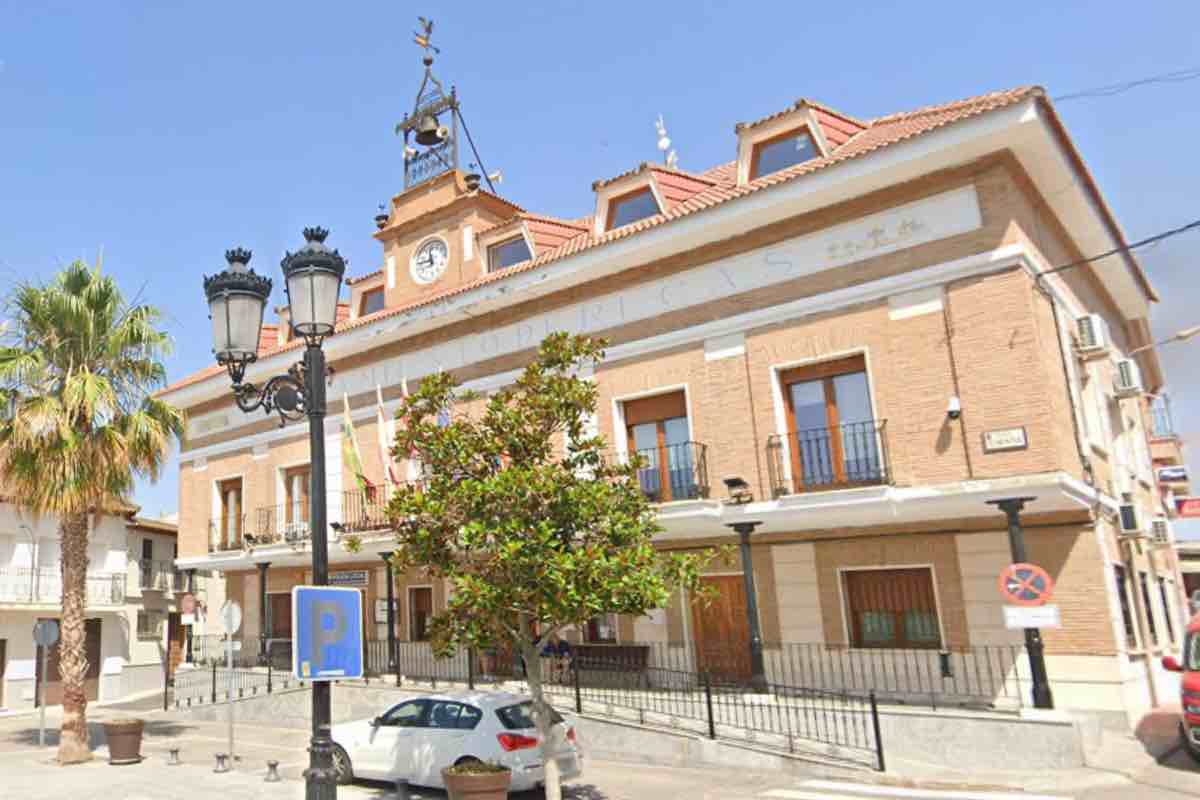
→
(292, 586, 364, 681)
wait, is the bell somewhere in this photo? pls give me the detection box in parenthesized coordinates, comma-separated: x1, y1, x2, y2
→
(415, 113, 445, 146)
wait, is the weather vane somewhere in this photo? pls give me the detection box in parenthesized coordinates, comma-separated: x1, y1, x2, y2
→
(656, 114, 679, 169)
(413, 16, 439, 55)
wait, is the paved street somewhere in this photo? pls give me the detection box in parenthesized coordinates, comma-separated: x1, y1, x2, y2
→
(0, 703, 1197, 799)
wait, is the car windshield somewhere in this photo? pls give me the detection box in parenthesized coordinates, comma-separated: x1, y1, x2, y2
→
(1186, 634, 1200, 671)
(495, 701, 564, 730)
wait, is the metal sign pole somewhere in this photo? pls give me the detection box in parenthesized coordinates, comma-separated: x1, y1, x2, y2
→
(218, 600, 242, 766)
(38, 646, 47, 747)
(32, 619, 59, 749)
(226, 635, 234, 761)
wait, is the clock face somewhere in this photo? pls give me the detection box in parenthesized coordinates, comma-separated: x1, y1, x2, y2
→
(410, 238, 449, 285)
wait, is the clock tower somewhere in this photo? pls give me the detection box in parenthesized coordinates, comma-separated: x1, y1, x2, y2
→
(372, 27, 518, 309)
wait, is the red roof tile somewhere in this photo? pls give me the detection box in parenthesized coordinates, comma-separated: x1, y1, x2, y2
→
(162, 86, 1151, 396)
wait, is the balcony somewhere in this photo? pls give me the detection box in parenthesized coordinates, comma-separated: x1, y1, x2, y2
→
(0, 567, 126, 606)
(208, 515, 246, 553)
(340, 488, 396, 534)
(619, 441, 709, 503)
(251, 504, 313, 546)
(138, 559, 186, 593)
(767, 420, 890, 497)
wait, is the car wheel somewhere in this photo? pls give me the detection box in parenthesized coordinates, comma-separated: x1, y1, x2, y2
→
(1183, 723, 1200, 765)
(331, 744, 354, 785)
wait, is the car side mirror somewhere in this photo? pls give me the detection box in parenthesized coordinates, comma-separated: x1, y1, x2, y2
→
(1162, 656, 1183, 673)
(370, 716, 382, 727)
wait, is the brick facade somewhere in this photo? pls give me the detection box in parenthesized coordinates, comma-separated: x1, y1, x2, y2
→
(165, 99, 1181, 724)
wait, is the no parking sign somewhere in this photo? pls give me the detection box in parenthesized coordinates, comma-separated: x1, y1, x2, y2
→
(998, 562, 1054, 607)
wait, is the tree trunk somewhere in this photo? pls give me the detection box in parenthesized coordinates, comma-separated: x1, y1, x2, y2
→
(57, 512, 92, 764)
(519, 621, 562, 800)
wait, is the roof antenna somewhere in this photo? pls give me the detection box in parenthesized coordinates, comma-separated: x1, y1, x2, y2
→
(656, 114, 678, 169)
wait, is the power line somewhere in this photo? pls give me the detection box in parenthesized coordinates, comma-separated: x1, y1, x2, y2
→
(1037, 217, 1200, 283)
(1053, 67, 1200, 103)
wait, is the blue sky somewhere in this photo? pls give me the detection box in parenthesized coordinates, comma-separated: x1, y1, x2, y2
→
(2, 2, 1199, 533)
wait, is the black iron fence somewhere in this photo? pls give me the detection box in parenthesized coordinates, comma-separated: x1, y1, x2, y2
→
(169, 661, 300, 709)
(577, 641, 1024, 711)
(543, 663, 883, 770)
(767, 420, 890, 497)
(169, 640, 883, 770)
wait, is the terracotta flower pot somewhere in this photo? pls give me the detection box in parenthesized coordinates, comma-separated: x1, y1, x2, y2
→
(441, 765, 512, 800)
(102, 718, 144, 765)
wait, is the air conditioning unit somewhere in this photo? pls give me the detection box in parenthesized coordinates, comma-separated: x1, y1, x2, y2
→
(1151, 517, 1170, 545)
(1118, 503, 1142, 536)
(1076, 314, 1109, 352)
(1114, 359, 1143, 398)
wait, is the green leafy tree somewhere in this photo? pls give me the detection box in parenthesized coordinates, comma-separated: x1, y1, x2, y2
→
(384, 333, 715, 799)
(0, 260, 183, 764)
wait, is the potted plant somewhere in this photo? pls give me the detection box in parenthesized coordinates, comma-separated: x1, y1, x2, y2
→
(441, 760, 511, 800)
(101, 717, 144, 765)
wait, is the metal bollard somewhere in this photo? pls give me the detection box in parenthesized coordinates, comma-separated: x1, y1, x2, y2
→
(394, 778, 410, 800)
(264, 760, 281, 782)
(167, 747, 181, 766)
(214, 752, 230, 773)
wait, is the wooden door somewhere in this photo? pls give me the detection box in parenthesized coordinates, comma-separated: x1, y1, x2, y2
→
(38, 618, 101, 706)
(409, 587, 433, 641)
(166, 613, 185, 673)
(269, 594, 293, 639)
(690, 576, 751, 682)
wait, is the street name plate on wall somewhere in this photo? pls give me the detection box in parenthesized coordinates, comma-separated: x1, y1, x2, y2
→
(983, 427, 1028, 453)
(329, 570, 370, 587)
(1003, 604, 1061, 629)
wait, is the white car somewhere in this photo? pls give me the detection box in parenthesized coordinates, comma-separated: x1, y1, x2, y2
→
(329, 689, 583, 791)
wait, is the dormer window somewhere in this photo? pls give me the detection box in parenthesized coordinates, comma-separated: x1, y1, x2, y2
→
(359, 287, 385, 316)
(488, 236, 532, 272)
(606, 187, 661, 231)
(750, 127, 820, 180)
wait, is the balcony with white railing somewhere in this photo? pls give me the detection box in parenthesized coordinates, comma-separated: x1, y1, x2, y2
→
(0, 566, 126, 607)
(137, 559, 187, 594)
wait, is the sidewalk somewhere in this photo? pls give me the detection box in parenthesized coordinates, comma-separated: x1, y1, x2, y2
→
(0, 688, 165, 720)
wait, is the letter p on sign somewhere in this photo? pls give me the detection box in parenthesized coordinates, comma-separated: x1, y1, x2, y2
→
(292, 586, 364, 681)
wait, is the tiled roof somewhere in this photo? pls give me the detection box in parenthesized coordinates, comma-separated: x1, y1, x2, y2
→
(163, 86, 1150, 396)
(346, 268, 384, 286)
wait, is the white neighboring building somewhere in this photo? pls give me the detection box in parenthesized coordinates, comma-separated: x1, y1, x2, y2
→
(0, 508, 222, 712)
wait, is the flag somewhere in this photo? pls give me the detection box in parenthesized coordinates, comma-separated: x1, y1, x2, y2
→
(401, 375, 421, 481)
(376, 385, 401, 487)
(342, 394, 375, 499)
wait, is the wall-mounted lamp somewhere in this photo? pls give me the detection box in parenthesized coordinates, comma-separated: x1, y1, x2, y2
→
(723, 476, 753, 505)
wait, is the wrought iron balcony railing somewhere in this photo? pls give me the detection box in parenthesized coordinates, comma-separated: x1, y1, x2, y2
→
(617, 441, 709, 503)
(208, 515, 246, 553)
(139, 559, 185, 592)
(250, 504, 313, 546)
(767, 420, 890, 497)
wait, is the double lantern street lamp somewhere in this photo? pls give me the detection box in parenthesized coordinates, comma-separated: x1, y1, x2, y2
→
(203, 226, 346, 800)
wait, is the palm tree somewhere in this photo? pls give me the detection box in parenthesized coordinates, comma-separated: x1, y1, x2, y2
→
(0, 260, 182, 764)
